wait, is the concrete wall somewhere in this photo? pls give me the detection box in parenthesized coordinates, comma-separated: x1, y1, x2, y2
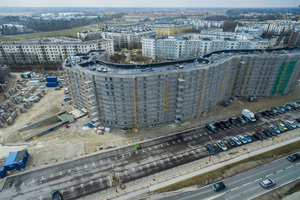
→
(18, 115, 60, 133)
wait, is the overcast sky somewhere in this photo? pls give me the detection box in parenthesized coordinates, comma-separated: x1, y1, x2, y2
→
(0, 0, 299, 8)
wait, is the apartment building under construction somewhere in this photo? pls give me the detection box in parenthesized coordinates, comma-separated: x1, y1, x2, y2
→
(64, 48, 300, 129)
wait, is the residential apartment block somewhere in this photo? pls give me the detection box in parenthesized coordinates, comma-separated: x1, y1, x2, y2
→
(0, 37, 114, 65)
(142, 33, 269, 59)
(64, 47, 300, 129)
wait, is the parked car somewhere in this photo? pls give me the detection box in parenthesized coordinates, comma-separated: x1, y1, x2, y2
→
(263, 129, 272, 137)
(220, 121, 230, 128)
(287, 153, 300, 162)
(216, 140, 228, 151)
(243, 135, 252, 143)
(276, 125, 286, 132)
(51, 189, 62, 200)
(212, 182, 226, 191)
(232, 137, 242, 145)
(285, 120, 297, 129)
(229, 118, 237, 126)
(242, 116, 251, 123)
(256, 130, 267, 139)
(227, 139, 236, 147)
(238, 135, 248, 144)
(260, 178, 275, 188)
(261, 111, 270, 117)
(248, 96, 258, 102)
(286, 104, 296, 110)
(214, 122, 224, 130)
(254, 114, 260, 121)
(206, 144, 218, 155)
(279, 123, 288, 131)
(236, 116, 246, 124)
(206, 123, 217, 133)
(284, 105, 292, 111)
(278, 106, 286, 112)
(269, 125, 281, 134)
(272, 107, 283, 113)
(283, 122, 294, 130)
(267, 127, 277, 136)
(253, 133, 263, 141)
(296, 118, 300, 123)
(266, 110, 276, 116)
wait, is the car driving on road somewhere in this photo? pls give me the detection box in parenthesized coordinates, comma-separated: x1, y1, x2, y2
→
(260, 178, 275, 188)
(212, 182, 226, 191)
(287, 153, 300, 162)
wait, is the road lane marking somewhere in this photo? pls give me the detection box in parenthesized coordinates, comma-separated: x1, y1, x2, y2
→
(242, 182, 252, 187)
(276, 169, 283, 173)
(286, 165, 293, 169)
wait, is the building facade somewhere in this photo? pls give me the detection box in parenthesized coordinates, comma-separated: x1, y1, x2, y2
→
(0, 37, 114, 65)
(64, 48, 300, 129)
(142, 35, 270, 59)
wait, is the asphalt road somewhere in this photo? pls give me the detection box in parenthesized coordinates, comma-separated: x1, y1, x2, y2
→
(1, 109, 299, 200)
(160, 153, 300, 200)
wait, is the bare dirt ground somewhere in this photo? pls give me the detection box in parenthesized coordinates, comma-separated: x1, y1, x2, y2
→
(1, 72, 300, 167)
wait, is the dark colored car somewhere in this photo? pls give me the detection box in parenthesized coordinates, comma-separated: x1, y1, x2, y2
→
(227, 139, 236, 146)
(206, 144, 218, 155)
(296, 118, 300, 123)
(287, 154, 300, 162)
(220, 121, 230, 128)
(51, 190, 62, 200)
(229, 118, 237, 126)
(237, 116, 246, 124)
(214, 122, 224, 130)
(284, 122, 293, 130)
(256, 130, 267, 139)
(212, 182, 226, 191)
(261, 111, 270, 117)
(267, 127, 277, 136)
(286, 104, 296, 110)
(242, 116, 251, 123)
(263, 129, 272, 137)
(253, 133, 263, 141)
(266, 110, 276, 116)
(284, 105, 292, 111)
(254, 114, 260, 121)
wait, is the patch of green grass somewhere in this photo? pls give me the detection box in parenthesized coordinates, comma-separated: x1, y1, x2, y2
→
(0, 26, 99, 41)
(152, 140, 300, 194)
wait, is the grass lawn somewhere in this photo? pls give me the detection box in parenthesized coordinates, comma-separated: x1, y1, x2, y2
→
(0, 26, 100, 41)
(152, 140, 300, 194)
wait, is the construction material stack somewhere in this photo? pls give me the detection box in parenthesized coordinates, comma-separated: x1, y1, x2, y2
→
(46, 76, 58, 87)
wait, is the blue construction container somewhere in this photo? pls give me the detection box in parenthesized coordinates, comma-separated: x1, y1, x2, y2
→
(4, 149, 29, 172)
(46, 82, 58, 87)
(20, 73, 26, 78)
(46, 76, 58, 82)
(0, 168, 6, 178)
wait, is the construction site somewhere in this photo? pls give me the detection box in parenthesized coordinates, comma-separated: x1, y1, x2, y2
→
(0, 49, 299, 172)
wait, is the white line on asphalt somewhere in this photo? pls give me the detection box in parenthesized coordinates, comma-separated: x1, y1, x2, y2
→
(242, 182, 252, 187)
(254, 178, 261, 182)
(230, 186, 239, 192)
(265, 173, 273, 177)
(286, 165, 293, 169)
(276, 169, 283, 173)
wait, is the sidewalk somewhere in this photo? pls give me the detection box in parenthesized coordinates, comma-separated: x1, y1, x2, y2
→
(111, 134, 300, 200)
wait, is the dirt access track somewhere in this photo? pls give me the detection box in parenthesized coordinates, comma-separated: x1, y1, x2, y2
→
(0, 72, 300, 168)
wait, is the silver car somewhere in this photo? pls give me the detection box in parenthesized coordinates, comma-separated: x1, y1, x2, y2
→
(260, 178, 275, 188)
(238, 135, 248, 144)
(216, 140, 228, 151)
(232, 137, 242, 145)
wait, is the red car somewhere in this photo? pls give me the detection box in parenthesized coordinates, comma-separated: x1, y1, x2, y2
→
(255, 130, 267, 139)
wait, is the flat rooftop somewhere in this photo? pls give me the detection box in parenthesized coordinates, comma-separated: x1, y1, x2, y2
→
(64, 47, 300, 75)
